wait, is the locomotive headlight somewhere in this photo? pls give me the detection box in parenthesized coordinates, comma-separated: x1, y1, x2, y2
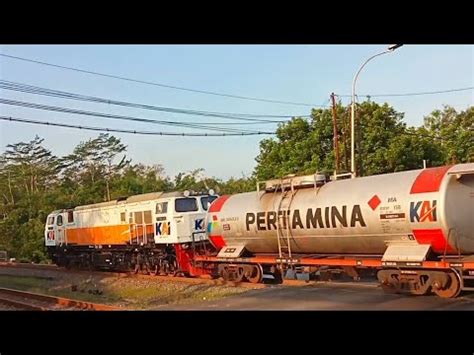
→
(184, 190, 190, 197)
(208, 189, 215, 196)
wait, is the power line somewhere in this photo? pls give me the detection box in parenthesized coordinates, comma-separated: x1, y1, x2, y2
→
(336, 86, 474, 98)
(0, 53, 326, 107)
(0, 80, 311, 122)
(0, 115, 274, 136)
(0, 98, 274, 134)
(0, 80, 295, 124)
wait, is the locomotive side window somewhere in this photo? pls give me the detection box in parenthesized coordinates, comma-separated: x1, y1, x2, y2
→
(144, 211, 152, 224)
(134, 212, 143, 224)
(175, 198, 198, 212)
(120, 212, 126, 223)
(57, 215, 63, 226)
(67, 210, 74, 223)
(201, 195, 218, 211)
(156, 202, 168, 214)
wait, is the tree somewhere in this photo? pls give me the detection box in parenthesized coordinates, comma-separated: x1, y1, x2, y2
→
(424, 105, 474, 164)
(0, 136, 61, 262)
(386, 127, 445, 171)
(1, 135, 60, 197)
(62, 133, 130, 202)
(254, 102, 473, 180)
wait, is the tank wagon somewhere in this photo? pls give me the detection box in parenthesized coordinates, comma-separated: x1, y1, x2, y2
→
(46, 163, 474, 298)
(197, 163, 474, 298)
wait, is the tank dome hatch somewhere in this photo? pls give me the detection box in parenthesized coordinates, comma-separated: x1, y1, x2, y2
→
(264, 172, 328, 192)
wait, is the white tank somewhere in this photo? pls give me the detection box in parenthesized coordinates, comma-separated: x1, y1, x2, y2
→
(206, 163, 474, 255)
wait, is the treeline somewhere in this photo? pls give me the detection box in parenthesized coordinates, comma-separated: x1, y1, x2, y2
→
(255, 103, 473, 179)
(0, 102, 472, 262)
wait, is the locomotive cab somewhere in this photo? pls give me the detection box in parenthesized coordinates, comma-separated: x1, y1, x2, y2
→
(154, 191, 218, 245)
(44, 210, 67, 247)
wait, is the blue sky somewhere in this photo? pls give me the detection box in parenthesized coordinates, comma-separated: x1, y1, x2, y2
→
(0, 45, 472, 179)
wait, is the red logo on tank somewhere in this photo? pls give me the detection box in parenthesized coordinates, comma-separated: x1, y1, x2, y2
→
(368, 195, 381, 210)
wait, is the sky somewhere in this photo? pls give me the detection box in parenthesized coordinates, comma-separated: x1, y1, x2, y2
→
(0, 45, 472, 179)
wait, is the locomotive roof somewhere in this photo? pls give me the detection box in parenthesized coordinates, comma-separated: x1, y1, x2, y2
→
(73, 191, 190, 211)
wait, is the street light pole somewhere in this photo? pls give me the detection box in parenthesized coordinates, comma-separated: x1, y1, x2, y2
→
(350, 44, 403, 179)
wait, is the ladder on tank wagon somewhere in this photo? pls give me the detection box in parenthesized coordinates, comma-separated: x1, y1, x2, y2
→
(275, 180, 296, 263)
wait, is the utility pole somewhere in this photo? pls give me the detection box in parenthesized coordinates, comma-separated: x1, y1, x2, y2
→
(330, 93, 341, 173)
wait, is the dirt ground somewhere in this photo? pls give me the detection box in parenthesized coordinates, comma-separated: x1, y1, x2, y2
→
(0, 266, 250, 309)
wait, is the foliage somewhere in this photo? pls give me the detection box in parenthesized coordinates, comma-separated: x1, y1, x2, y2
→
(255, 103, 473, 179)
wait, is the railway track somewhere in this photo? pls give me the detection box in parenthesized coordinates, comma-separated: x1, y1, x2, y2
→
(0, 287, 121, 310)
(0, 262, 377, 289)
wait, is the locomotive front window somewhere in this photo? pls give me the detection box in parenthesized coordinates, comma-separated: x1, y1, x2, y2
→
(201, 195, 218, 211)
(57, 215, 63, 226)
(175, 198, 198, 212)
(47, 216, 54, 225)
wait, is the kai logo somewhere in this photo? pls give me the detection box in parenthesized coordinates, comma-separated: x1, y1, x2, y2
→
(47, 230, 55, 240)
(410, 200, 437, 222)
(194, 218, 204, 231)
(156, 221, 171, 236)
(207, 215, 219, 233)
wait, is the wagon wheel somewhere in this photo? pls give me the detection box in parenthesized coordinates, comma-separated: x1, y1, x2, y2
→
(232, 266, 245, 283)
(246, 264, 263, 284)
(220, 266, 231, 281)
(432, 271, 461, 298)
(380, 281, 400, 294)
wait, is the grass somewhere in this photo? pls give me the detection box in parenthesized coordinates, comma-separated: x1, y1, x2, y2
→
(0, 274, 248, 309)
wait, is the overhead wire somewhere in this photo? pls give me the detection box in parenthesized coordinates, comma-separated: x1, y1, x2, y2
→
(0, 53, 326, 107)
(0, 115, 274, 136)
(0, 80, 310, 124)
(0, 98, 275, 134)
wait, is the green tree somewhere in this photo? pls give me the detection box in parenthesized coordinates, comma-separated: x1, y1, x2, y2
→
(62, 133, 130, 202)
(424, 105, 474, 163)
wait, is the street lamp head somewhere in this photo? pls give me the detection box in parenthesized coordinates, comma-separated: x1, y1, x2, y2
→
(388, 44, 403, 51)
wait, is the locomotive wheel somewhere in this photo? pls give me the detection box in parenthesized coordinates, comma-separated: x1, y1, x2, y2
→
(432, 271, 461, 298)
(133, 263, 140, 274)
(141, 265, 150, 275)
(246, 264, 263, 284)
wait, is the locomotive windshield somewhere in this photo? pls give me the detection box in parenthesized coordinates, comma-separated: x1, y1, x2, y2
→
(175, 198, 198, 212)
(201, 195, 218, 210)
